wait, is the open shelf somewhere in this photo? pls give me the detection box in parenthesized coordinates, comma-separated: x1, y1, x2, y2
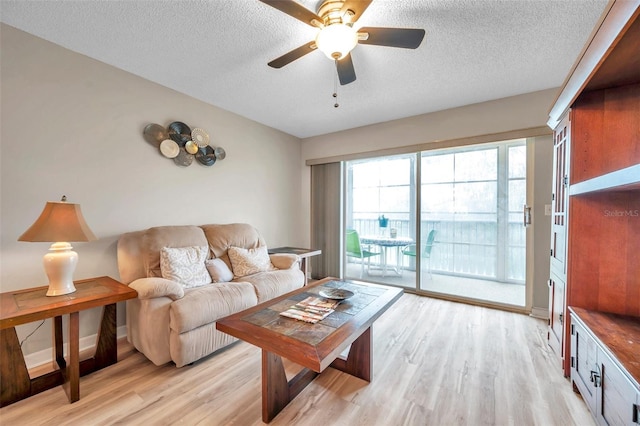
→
(570, 164, 640, 195)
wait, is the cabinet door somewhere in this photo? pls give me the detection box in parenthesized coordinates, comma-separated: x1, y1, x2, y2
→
(550, 112, 570, 278)
(548, 273, 566, 359)
(597, 351, 639, 426)
(571, 318, 598, 415)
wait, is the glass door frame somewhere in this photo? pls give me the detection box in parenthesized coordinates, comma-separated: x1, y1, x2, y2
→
(341, 138, 533, 312)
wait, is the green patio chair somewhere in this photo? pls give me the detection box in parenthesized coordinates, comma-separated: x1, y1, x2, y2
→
(402, 230, 436, 274)
(346, 229, 380, 278)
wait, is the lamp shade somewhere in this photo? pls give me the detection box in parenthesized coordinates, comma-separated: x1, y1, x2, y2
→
(18, 201, 97, 242)
(19, 199, 96, 296)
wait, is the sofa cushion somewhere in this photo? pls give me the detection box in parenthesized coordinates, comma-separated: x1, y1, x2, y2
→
(160, 246, 211, 289)
(269, 253, 299, 270)
(201, 223, 264, 270)
(205, 258, 234, 283)
(169, 282, 257, 333)
(228, 246, 274, 278)
(143, 226, 209, 278)
(237, 268, 304, 303)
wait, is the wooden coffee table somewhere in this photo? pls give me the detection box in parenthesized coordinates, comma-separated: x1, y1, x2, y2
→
(216, 277, 403, 422)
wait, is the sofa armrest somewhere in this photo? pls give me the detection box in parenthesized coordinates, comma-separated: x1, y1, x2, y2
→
(129, 277, 184, 300)
(269, 253, 300, 270)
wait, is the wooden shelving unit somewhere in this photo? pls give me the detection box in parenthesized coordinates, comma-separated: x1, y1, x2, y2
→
(546, 0, 640, 377)
(545, 3, 640, 422)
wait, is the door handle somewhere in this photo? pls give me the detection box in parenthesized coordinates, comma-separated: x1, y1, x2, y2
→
(523, 205, 532, 227)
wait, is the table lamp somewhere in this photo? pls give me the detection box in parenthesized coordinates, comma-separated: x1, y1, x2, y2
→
(18, 196, 97, 296)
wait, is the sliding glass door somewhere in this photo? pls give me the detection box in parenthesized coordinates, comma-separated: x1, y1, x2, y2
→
(420, 142, 525, 305)
(344, 154, 416, 287)
(343, 139, 527, 307)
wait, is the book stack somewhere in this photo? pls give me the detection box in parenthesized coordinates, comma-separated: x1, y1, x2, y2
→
(279, 296, 340, 323)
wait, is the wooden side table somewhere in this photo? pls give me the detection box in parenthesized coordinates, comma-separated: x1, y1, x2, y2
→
(0, 276, 137, 407)
(268, 247, 321, 285)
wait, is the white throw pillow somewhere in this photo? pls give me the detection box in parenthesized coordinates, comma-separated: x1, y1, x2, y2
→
(227, 246, 274, 278)
(160, 246, 211, 289)
(205, 258, 234, 283)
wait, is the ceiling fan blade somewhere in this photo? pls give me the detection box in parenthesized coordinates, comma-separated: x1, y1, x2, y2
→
(340, 0, 373, 23)
(358, 27, 425, 49)
(268, 41, 317, 69)
(259, 0, 323, 28)
(336, 53, 356, 85)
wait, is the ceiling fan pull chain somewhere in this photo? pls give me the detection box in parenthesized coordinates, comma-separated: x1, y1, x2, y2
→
(333, 59, 339, 108)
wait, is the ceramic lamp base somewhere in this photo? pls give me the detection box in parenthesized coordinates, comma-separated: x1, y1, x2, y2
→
(43, 242, 78, 296)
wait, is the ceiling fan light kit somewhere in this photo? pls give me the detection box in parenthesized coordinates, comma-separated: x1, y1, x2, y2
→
(260, 0, 425, 86)
(316, 23, 358, 60)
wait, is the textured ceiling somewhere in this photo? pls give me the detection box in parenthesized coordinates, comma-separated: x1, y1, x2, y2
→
(0, 0, 609, 138)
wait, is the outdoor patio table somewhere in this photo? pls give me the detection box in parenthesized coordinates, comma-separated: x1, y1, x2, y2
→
(360, 236, 413, 276)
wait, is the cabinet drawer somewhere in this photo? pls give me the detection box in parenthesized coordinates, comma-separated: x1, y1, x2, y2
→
(572, 319, 598, 411)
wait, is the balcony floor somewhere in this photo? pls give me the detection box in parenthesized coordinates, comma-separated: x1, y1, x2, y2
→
(345, 261, 525, 307)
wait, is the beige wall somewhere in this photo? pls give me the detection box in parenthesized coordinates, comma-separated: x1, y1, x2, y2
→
(301, 88, 556, 159)
(0, 25, 303, 357)
(299, 90, 557, 315)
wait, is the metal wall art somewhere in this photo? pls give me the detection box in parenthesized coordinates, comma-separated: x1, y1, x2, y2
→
(143, 121, 226, 167)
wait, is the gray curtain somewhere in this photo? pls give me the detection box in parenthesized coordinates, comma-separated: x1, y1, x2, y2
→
(310, 162, 342, 279)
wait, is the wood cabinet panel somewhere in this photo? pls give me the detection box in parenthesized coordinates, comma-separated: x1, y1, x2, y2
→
(572, 83, 640, 184)
(550, 112, 570, 278)
(548, 273, 565, 359)
(571, 319, 598, 410)
(568, 192, 640, 316)
(603, 83, 640, 173)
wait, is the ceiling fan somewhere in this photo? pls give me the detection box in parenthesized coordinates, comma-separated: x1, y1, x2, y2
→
(260, 0, 426, 85)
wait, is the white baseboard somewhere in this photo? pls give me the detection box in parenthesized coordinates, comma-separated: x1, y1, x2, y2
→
(530, 307, 548, 320)
(24, 326, 128, 370)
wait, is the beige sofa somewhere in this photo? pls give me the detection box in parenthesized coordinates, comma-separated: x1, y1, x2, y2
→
(117, 223, 304, 367)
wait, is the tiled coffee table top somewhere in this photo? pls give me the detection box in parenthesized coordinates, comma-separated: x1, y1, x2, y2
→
(242, 280, 387, 345)
(216, 277, 403, 373)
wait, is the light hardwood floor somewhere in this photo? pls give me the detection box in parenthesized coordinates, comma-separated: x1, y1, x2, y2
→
(0, 294, 594, 425)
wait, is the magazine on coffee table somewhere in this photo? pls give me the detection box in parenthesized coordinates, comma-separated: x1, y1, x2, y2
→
(279, 296, 341, 323)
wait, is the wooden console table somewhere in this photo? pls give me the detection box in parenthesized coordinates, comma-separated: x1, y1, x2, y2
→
(0, 276, 137, 407)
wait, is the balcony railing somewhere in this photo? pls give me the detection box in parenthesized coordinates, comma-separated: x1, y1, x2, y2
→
(348, 218, 525, 283)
